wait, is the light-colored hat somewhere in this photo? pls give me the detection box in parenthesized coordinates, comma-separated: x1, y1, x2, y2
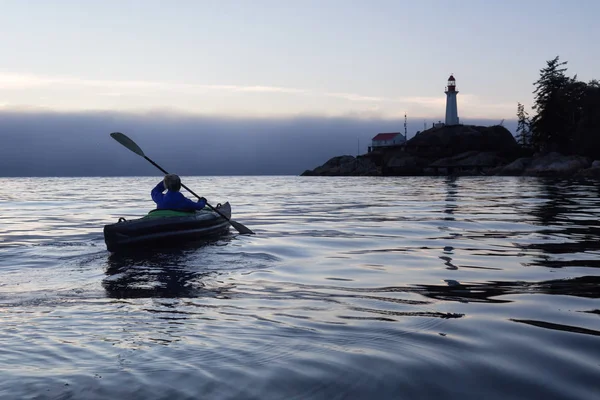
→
(164, 174, 181, 191)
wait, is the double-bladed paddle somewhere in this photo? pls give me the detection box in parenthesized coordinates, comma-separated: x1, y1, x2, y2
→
(110, 132, 254, 235)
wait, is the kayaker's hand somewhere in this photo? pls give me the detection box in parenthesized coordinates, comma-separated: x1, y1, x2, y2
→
(197, 197, 207, 208)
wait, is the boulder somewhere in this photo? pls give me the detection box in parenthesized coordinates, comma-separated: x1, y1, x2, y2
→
(575, 167, 600, 178)
(575, 159, 600, 178)
(523, 152, 591, 177)
(492, 157, 533, 175)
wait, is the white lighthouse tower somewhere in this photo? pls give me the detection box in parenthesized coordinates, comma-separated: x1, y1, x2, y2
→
(444, 74, 459, 125)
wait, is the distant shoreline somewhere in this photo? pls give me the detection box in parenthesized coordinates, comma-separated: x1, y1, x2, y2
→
(301, 124, 600, 179)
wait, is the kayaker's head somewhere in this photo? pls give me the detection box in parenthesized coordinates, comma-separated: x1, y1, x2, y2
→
(164, 174, 181, 192)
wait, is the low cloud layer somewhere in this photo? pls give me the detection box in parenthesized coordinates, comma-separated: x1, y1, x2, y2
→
(0, 110, 516, 176)
(0, 71, 519, 119)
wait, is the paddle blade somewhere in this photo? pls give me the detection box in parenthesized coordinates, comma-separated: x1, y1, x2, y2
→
(110, 132, 145, 157)
(230, 220, 255, 235)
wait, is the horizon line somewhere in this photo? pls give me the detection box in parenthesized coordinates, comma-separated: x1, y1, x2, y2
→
(0, 105, 517, 123)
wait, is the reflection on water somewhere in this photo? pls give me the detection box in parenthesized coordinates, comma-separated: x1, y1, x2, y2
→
(105, 252, 210, 299)
(512, 318, 600, 337)
(103, 240, 237, 299)
(415, 275, 600, 304)
(443, 176, 458, 221)
(1, 176, 600, 400)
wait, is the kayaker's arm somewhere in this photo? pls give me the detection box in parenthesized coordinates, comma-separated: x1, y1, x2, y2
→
(151, 181, 166, 203)
(181, 195, 207, 210)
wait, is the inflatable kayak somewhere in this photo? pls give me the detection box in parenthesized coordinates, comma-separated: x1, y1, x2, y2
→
(103, 202, 231, 253)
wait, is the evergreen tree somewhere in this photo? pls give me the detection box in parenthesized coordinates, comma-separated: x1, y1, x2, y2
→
(573, 80, 600, 158)
(515, 102, 531, 147)
(529, 57, 600, 157)
(530, 56, 571, 152)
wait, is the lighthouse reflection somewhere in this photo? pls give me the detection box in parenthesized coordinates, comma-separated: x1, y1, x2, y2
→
(443, 176, 458, 221)
(438, 176, 460, 270)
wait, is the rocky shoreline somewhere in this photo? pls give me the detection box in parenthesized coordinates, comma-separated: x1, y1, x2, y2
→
(301, 124, 600, 178)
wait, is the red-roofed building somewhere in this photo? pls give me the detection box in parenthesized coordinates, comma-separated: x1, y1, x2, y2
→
(369, 132, 406, 152)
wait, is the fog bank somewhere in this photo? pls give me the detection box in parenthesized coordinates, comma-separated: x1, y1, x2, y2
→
(0, 110, 516, 176)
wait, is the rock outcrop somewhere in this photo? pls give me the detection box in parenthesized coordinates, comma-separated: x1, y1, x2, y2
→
(301, 155, 380, 176)
(427, 151, 509, 174)
(301, 124, 599, 178)
(384, 153, 430, 175)
(493, 152, 592, 177)
(574, 159, 600, 178)
(493, 157, 532, 176)
(406, 124, 519, 157)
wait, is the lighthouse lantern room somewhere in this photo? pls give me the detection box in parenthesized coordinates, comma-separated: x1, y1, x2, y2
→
(444, 74, 459, 125)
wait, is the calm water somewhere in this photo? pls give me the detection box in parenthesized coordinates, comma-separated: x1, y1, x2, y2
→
(0, 176, 599, 400)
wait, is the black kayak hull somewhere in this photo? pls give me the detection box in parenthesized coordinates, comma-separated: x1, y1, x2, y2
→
(103, 202, 231, 253)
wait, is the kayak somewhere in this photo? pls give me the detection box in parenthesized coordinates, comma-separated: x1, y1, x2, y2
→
(103, 202, 231, 253)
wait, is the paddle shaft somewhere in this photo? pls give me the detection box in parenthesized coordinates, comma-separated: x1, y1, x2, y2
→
(143, 156, 233, 223)
(110, 131, 254, 234)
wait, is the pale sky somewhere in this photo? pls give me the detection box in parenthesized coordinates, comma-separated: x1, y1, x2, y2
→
(1, 0, 598, 119)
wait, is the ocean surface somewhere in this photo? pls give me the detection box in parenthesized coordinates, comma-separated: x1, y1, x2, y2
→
(0, 176, 599, 400)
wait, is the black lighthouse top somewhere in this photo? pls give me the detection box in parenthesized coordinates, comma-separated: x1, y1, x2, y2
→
(446, 75, 457, 93)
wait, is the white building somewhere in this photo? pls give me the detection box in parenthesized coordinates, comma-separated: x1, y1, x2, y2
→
(445, 75, 460, 125)
(368, 132, 406, 152)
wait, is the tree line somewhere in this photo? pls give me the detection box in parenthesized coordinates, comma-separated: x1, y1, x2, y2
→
(516, 56, 600, 158)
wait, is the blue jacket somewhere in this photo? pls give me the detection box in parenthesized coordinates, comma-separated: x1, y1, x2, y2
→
(151, 181, 206, 211)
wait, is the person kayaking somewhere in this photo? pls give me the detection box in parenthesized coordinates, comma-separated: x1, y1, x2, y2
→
(151, 174, 207, 211)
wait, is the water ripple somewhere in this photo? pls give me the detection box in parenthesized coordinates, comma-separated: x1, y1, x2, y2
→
(1, 176, 600, 399)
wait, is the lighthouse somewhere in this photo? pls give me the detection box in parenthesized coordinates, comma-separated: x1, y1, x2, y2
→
(445, 74, 459, 125)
